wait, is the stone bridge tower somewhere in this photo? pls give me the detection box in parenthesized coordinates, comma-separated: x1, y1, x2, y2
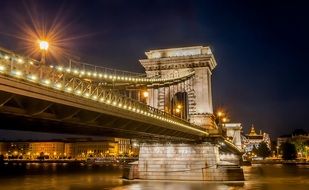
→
(140, 46, 217, 131)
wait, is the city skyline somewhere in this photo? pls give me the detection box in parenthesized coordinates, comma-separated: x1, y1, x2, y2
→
(0, 0, 308, 139)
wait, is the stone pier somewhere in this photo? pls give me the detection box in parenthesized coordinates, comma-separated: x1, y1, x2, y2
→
(124, 143, 244, 181)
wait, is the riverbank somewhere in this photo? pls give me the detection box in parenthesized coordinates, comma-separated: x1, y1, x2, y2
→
(251, 159, 309, 165)
(1, 159, 86, 164)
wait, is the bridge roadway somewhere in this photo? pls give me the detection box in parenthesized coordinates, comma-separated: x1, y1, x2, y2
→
(0, 47, 210, 141)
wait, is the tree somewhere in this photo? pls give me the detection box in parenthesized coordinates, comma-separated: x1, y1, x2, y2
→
(293, 140, 305, 158)
(256, 142, 271, 159)
(280, 142, 297, 160)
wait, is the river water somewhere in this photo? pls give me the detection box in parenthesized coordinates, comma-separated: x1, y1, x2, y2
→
(0, 163, 308, 190)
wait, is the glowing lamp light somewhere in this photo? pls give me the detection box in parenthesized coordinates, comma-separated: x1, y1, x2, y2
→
(29, 75, 37, 81)
(217, 111, 223, 117)
(55, 83, 62, 89)
(39, 40, 49, 50)
(13, 70, 22, 76)
(143, 91, 149, 98)
(222, 117, 228, 123)
(0, 65, 6, 72)
(17, 58, 24, 64)
(43, 79, 51, 85)
(65, 87, 72, 92)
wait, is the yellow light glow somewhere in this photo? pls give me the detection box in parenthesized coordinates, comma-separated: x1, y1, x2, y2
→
(29, 75, 37, 81)
(66, 87, 72, 92)
(17, 58, 24, 64)
(0, 65, 6, 71)
(43, 79, 51, 85)
(14, 70, 22, 76)
(76, 90, 82, 95)
(39, 40, 49, 50)
(143, 91, 149, 98)
(55, 83, 62, 89)
(177, 104, 182, 109)
(217, 111, 223, 117)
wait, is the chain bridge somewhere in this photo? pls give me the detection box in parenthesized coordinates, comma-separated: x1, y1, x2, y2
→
(0, 45, 244, 181)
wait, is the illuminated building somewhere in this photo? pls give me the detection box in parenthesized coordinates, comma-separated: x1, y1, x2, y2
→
(0, 137, 139, 159)
(29, 141, 65, 159)
(242, 125, 271, 152)
(115, 138, 131, 156)
(71, 140, 117, 158)
(0, 142, 7, 156)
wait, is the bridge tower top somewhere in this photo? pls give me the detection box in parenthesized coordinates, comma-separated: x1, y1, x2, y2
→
(140, 46, 217, 71)
(139, 45, 218, 133)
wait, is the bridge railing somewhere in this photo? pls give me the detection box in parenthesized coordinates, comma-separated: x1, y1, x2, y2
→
(65, 59, 146, 78)
(0, 47, 195, 85)
(0, 49, 208, 136)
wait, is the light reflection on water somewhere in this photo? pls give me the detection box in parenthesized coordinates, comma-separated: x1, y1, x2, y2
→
(0, 163, 308, 190)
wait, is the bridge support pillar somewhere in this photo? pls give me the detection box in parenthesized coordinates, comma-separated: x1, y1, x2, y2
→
(125, 143, 244, 181)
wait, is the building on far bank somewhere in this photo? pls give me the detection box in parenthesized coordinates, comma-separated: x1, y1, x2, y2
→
(0, 137, 140, 159)
(276, 129, 309, 159)
(0, 142, 7, 156)
(29, 141, 65, 159)
(242, 125, 271, 153)
(115, 138, 131, 156)
(71, 140, 117, 159)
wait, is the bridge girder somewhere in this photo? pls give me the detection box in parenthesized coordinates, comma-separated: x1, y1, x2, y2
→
(0, 75, 205, 141)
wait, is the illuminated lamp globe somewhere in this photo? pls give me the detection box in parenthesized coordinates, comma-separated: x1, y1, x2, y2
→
(39, 40, 49, 50)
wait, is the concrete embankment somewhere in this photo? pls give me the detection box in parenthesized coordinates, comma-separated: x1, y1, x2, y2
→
(2, 159, 86, 164)
(251, 159, 309, 165)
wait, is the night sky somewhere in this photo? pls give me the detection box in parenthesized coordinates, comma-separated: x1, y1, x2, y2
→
(0, 0, 308, 140)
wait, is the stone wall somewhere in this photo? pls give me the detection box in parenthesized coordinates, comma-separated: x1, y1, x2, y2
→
(136, 143, 244, 181)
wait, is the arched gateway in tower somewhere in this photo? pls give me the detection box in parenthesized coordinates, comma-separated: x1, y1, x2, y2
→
(140, 46, 217, 132)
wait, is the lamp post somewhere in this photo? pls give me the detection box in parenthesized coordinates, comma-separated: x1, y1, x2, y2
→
(39, 40, 49, 64)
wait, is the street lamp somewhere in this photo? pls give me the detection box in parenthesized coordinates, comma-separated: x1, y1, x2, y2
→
(39, 40, 49, 64)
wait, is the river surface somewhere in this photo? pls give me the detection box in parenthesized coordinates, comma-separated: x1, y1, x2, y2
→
(0, 163, 308, 190)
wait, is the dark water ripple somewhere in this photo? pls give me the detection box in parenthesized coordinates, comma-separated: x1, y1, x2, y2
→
(0, 162, 308, 190)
